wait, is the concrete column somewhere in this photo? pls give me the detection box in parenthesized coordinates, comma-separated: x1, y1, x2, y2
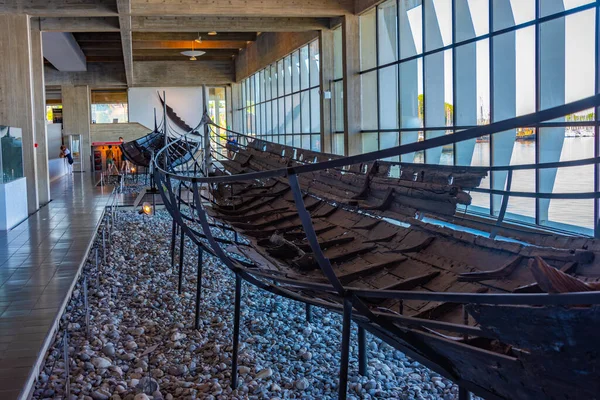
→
(0, 14, 40, 214)
(342, 14, 361, 156)
(61, 85, 91, 172)
(454, 0, 478, 166)
(399, 0, 421, 162)
(491, 0, 517, 214)
(31, 19, 51, 205)
(538, 0, 566, 224)
(320, 28, 334, 154)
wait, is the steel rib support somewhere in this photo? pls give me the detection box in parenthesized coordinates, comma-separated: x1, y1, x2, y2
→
(339, 297, 352, 400)
(178, 230, 185, 294)
(358, 326, 367, 376)
(459, 386, 471, 400)
(195, 247, 203, 330)
(170, 219, 177, 269)
(231, 274, 242, 389)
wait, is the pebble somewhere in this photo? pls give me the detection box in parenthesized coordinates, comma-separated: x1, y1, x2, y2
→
(31, 208, 474, 400)
(91, 357, 111, 369)
(256, 367, 273, 379)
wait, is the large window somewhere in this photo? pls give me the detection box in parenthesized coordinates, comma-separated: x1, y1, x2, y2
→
(236, 40, 321, 151)
(91, 90, 128, 123)
(359, 0, 599, 235)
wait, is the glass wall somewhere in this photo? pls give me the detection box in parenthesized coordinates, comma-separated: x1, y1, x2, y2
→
(359, 0, 599, 235)
(236, 40, 322, 151)
(91, 90, 128, 124)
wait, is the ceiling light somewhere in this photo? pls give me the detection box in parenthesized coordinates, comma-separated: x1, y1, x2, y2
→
(207, 31, 217, 36)
(194, 33, 202, 43)
(181, 40, 205, 60)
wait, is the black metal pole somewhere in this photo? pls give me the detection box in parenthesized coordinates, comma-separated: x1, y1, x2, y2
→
(231, 274, 242, 389)
(305, 303, 313, 323)
(339, 297, 352, 400)
(178, 231, 185, 294)
(194, 248, 203, 329)
(358, 326, 367, 376)
(170, 219, 177, 269)
(459, 387, 471, 400)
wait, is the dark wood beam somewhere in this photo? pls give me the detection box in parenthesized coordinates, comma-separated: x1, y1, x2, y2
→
(39, 17, 120, 32)
(131, 16, 331, 32)
(133, 48, 238, 57)
(82, 49, 124, 56)
(86, 56, 126, 63)
(77, 42, 123, 50)
(132, 32, 258, 42)
(133, 55, 234, 62)
(73, 32, 122, 42)
(132, 40, 249, 50)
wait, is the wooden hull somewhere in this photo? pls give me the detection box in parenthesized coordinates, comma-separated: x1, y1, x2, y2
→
(157, 135, 600, 400)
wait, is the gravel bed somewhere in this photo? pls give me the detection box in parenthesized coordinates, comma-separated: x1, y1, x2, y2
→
(32, 209, 465, 400)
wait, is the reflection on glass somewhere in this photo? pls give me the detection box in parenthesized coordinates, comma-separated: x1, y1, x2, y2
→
(0, 126, 24, 183)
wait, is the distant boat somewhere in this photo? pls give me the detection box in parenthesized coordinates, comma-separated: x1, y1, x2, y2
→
(516, 128, 535, 141)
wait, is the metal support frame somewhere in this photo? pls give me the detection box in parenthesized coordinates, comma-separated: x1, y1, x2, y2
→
(170, 219, 177, 269)
(63, 331, 71, 399)
(231, 274, 242, 388)
(102, 228, 106, 264)
(305, 303, 313, 323)
(178, 230, 185, 294)
(459, 386, 471, 400)
(194, 247, 203, 329)
(339, 297, 353, 400)
(358, 326, 367, 376)
(84, 276, 90, 338)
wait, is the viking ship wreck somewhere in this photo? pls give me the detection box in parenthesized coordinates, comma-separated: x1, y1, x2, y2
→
(143, 94, 600, 400)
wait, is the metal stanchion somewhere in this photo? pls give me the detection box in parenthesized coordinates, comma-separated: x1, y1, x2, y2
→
(231, 274, 242, 388)
(102, 228, 107, 264)
(358, 326, 367, 376)
(178, 232, 185, 294)
(338, 298, 352, 400)
(95, 248, 100, 286)
(305, 303, 313, 323)
(84, 276, 90, 338)
(194, 248, 203, 329)
(63, 331, 71, 399)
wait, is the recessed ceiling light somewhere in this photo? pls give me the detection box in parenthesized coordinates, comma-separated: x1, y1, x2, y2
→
(207, 31, 217, 36)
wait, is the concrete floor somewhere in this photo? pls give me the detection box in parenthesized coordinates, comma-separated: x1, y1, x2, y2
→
(0, 172, 113, 399)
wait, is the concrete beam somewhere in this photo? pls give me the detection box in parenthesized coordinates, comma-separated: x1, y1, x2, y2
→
(132, 61, 234, 86)
(235, 31, 319, 82)
(355, 0, 386, 15)
(116, 0, 134, 86)
(131, 16, 331, 32)
(130, 0, 352, 17)
(0, 0, 117, 17)
(42, 32, 87, 71)
(44, 63, 127, 87)
(39, 17, 120, 32)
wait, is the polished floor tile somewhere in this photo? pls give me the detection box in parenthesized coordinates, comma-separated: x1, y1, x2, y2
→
(0, 173, 112, 399)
